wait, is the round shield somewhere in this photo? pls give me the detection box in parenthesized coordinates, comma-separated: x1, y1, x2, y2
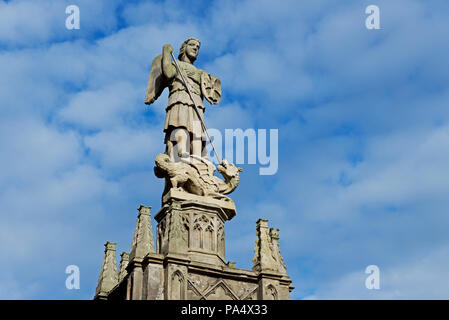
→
(201, 71, 221, 104)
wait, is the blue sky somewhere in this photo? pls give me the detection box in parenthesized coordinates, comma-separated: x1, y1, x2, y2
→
(1, 0, 449, 299)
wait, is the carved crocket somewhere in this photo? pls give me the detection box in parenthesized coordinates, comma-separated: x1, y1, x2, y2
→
(154, 153, 242, 201)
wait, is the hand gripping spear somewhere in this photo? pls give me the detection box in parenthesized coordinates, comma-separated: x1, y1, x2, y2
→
(170, 51, 222, 164)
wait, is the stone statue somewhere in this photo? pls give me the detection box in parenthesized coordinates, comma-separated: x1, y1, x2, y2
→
(144, 38, 241, 201)
(145, 38, 221, 160)
(94, 38, 293, 302)
(154, 153, 242, 201)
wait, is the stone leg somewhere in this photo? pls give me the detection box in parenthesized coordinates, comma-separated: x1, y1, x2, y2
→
(174, 128, 189, 158)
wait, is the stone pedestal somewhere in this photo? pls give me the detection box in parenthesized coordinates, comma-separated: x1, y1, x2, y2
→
(95, 194, 294, 300)
(155, 190, 234, 267)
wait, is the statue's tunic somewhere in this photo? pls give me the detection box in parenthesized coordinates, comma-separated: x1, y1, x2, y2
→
(164, 60, 205, 139)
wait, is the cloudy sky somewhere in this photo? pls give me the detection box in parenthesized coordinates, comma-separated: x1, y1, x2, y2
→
(1, 0, 449, 299)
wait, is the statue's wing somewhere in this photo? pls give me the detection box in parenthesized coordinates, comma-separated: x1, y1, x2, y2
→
(144, 54, 167, 105)
(201, 71, 221, 105)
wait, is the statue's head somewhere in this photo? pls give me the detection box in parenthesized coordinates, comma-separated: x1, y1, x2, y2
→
(178, 38, 201, 62)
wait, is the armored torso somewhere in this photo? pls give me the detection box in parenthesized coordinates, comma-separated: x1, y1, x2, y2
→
(167, 60, 204, 110)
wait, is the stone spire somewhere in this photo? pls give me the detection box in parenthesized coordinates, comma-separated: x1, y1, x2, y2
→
(252, 219, 282, 273)
(95, 241, 119, 299)
(118, 251, 129, 282)
(129, 205, 154, 262)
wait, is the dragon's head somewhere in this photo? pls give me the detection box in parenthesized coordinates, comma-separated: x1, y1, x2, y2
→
(217, 159, 243, 180)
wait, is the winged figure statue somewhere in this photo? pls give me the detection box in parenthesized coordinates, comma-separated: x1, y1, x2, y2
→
(144, 38, 241, 202)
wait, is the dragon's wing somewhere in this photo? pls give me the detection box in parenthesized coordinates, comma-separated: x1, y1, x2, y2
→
(182, 155, 219, 187)
(144, 54, 167, 105)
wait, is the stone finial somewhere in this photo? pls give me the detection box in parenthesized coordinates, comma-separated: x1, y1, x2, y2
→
(129, 205, 154, 262)
(252, 219, 287, 274)
(270, 228, 287, 274)
(252, 219, 278, 272)
(118, 252, 129, 282)
(95, 241, 119, 299)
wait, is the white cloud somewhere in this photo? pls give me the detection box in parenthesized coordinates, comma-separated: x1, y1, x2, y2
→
(0, 0, 121, 48)
(306, 244, 449, 299)
(0, 117, 81, 185)
(84, 127, 163, 169)
(58, 82, 141, 130)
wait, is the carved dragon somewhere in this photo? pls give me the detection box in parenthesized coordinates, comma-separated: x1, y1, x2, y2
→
(154, 153, 242, 201)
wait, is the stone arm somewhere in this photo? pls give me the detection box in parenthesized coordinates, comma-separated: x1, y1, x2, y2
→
(162, 44, 177, 80)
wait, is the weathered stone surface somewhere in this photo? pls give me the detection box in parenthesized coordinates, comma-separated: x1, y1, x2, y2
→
(118, 252, 129, 282)
(145, 38, 242, 203)
(97, 203, 294, 300)
(95, 241, 119, 300)
(144, 260, 164, 300)
(145, 38, 221, 162)
(186, 273, 259, 300)
(252, 219, 287, 274)
(166, 263, 188, 300)
(270, 228, 287, 275)
(122, 205, 155, 300)
(162, 188, 236, 220)
(129, 205, 154, 262)
(154, 153, 242, 203)
(155, 198, 229, 266)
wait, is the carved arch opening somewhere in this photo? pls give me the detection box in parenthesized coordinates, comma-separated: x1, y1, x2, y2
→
(170, 270, 185, 300)
(266, 284, 278, 300)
